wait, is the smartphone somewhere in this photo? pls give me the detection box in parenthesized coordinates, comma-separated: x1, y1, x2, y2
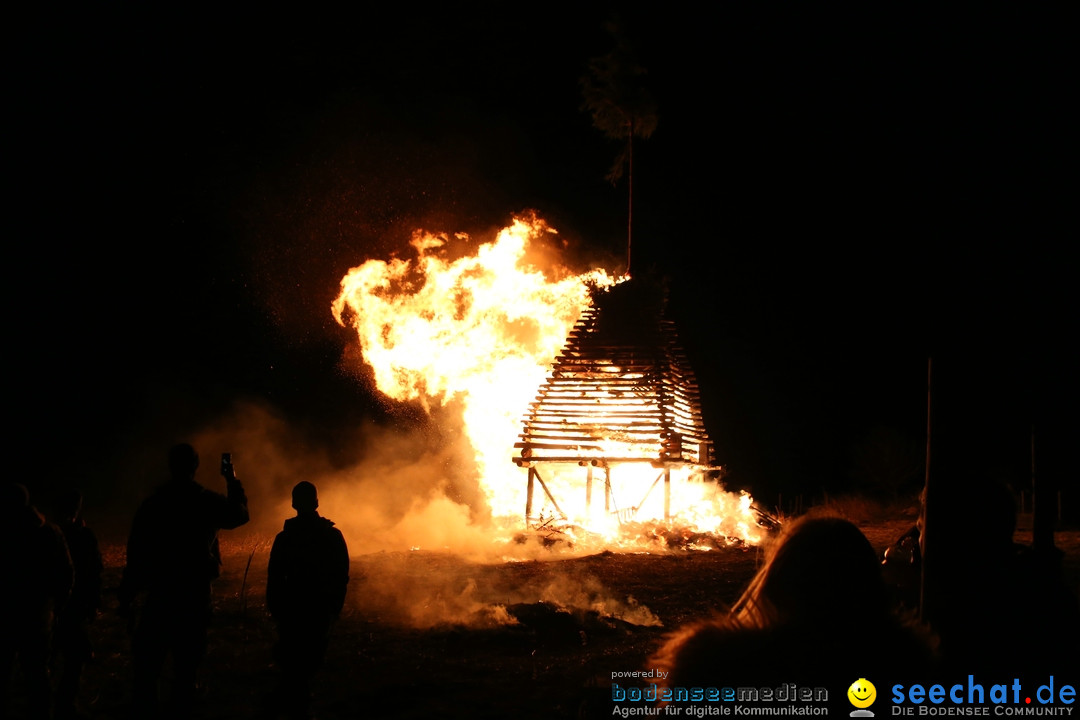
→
(221, 452, 233, 477)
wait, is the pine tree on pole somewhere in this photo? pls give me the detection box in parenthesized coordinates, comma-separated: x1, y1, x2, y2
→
(580, 21, 657, 278)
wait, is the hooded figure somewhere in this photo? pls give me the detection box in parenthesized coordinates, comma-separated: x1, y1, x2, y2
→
(267, 481, 350, 719)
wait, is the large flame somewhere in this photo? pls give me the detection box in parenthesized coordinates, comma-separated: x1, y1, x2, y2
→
(332, 214, 762, 548)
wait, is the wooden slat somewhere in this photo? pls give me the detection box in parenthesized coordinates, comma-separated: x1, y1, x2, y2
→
(514, 283, 712, 467)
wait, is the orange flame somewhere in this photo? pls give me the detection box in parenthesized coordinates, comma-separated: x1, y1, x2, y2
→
(332, 214, 762, 549)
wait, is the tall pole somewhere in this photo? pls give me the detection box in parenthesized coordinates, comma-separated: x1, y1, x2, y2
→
(925, 358, 933, 491)
(626, 119, 633, 277)
(919, 357, 933, 622)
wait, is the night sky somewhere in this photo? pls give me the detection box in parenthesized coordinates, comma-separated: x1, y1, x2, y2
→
(14, 5, 1074, 530)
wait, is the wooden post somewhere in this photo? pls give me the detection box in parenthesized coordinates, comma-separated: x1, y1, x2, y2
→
(526, 467, 535, 526)
(664, 468, 671, 520)
(626, 119, 633, 276)
(586, 466, 594, 519)
(604, 467, 612, 513)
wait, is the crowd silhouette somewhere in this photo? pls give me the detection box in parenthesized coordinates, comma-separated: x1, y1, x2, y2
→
(2, 447, 1078, 718)
(1, 446, 356, 720)
(653, 491, 1079, 700)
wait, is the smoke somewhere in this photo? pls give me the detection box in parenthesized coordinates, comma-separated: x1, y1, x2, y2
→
(353, 551, 661, 630)
(184, 398, 662, 629)
(184, 398, 488, 554)
(171, 216, 668, 631)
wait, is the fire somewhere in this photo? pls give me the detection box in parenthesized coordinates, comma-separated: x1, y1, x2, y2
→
(524, 465, 762, 546)
(332, 213, 762, 549)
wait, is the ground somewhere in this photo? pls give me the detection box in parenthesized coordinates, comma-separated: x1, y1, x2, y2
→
(14, 511, 1080, 720)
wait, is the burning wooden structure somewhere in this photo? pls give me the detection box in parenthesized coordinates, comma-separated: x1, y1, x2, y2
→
(513, 278, 716, 528)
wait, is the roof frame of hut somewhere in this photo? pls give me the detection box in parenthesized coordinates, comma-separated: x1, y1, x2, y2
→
(512, 277, 715, 527)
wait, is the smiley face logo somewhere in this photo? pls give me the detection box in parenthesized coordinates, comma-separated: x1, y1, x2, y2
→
(848, 678, 877, 709)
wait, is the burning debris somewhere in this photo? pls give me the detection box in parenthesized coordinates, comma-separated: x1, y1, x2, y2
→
(514, 277, 754, 542)
(332, 215, 763, 551)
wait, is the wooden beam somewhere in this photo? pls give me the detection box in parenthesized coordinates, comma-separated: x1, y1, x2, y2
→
(525, 466, 535, 524)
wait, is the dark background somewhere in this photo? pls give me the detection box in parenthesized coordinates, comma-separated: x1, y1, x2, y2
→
(13, 5, 1074, 527)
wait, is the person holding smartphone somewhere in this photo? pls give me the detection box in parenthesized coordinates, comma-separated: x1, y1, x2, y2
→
(118, 443, 249, 719)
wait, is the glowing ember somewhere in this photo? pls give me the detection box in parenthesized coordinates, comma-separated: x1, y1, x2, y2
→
(332, 213, 762, 547)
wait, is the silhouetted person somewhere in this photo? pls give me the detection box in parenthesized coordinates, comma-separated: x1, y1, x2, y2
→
(51, 489, 103, 720)
(267, 481, 349, 720)
(921, 477, 1079, 675)
(652, 516, 934, 690)
(0, 482, 73, 720)
(118, 443, 249, 719)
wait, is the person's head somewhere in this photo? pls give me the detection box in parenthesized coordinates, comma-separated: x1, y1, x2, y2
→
(734, 515, 889, 627)
(54, 488, 84, 522)
(168, 443, 200, 481)
(292, 481, 319, 514)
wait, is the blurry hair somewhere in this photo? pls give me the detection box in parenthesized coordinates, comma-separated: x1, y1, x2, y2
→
(654, 516, 934, 688)
(651, 613, 764, 687)
(732, 515, 889, 627)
